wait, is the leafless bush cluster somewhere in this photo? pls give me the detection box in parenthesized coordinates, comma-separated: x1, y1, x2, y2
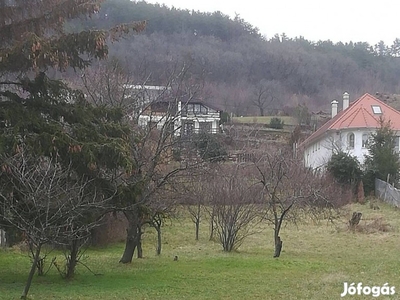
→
(209, 165, 262, 251)
(183, 164, 262, 252)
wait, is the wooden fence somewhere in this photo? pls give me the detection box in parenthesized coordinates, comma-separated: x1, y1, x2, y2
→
(375, 178, 400, 207)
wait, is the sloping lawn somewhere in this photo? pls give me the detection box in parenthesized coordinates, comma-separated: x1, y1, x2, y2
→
(1, 202, 400, 299)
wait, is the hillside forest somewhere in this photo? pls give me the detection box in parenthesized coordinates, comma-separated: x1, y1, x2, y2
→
(67, 0, 400, 116)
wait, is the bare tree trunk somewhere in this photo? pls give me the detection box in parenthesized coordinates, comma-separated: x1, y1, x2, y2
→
(28, 241, 44, 276)
(189, 203, 202, 241)
(137, 241, 142, 258)
(156, 225, 162, 255)
(209, 208, 215, 241)
(120, 211, 139, 264)
(0, 229, 6, 248)
(120, 225, 137, 263)
(273, 234, 282, 258)
(66, 239, 79, 279)
(151, 214, 163, 255)
(195, 218, 200, 241)
(21, 243, 42, 300)
(137, 226, 143, 259)
(273, 211, 283, 258)
(349, 212, 362, 230)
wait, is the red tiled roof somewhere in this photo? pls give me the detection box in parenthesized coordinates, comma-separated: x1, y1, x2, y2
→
(300, 93, 400, 148)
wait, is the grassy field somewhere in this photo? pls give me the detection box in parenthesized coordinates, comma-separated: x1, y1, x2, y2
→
(232, 116, 297, 126)
(1, 202, 400, 299)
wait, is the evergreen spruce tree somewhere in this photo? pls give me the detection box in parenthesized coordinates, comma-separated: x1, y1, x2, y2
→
(363, 119, 400, 195)
(0, 1, 144, 297)
(326, 151, 362, 192)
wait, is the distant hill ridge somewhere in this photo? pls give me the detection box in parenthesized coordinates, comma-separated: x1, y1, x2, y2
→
(67, 0, 400, 116)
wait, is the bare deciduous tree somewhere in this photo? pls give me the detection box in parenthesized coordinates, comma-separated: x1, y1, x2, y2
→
(179, 171, 209, 241)
(145, 185, 178, 256)
(0, 152, 113, 299)
(78, 58, 205, 263)
(117, 111, 192, 263)
(254, 149, 350, 257)
(251, 80, 282, 116)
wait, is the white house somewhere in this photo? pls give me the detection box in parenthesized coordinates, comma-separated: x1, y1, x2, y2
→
(180, 101, 221, 135)
(138, 99, 221, 136)
(300, 92, 400, 169)
(127, 85, 221, 136)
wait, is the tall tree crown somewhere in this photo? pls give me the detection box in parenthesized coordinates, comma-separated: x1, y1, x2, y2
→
(0, 0, 145, 72)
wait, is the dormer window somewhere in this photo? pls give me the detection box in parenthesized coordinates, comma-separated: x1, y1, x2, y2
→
(371, 105, 382, 114)
(194, 104, 201, 114)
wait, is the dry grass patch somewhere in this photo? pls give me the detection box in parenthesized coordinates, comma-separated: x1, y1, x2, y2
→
(354, 217, 393, 234)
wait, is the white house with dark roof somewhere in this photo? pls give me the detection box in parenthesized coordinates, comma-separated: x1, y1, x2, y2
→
(123, 85, 221, 136)
(137, 98, 221, 136)
(300, 92, 400, 169)
(179, 101, 221, 135)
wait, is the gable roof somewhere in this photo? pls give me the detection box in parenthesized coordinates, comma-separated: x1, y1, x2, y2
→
(192, 101, 222, 112)
(300, 93, 400, 148)
(179, 96, 223, 112)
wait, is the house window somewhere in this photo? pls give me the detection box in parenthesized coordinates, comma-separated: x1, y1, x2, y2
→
(348, 133, 355, 149)
(200, 105, 208, 114)
(362, 133, 369, 148)
(194, 104, 201, 114)
(371, 105, 382, 114)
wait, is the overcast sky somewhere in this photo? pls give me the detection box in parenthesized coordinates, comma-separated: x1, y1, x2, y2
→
(144, 0, 400, 45)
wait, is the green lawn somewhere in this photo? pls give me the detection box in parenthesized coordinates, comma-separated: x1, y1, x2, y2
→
(1, 202, 400, 299)
(232, 116, 297, 126)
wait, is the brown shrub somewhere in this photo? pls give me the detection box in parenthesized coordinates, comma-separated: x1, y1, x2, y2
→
(353, 217, 392, 234)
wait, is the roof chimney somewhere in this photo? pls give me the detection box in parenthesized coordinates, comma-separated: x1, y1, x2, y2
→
(343, 92, 349, 111)
(331, 99, 338, 118)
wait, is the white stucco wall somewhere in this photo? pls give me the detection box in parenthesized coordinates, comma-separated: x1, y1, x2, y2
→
(304, 132, 337, 169)
(138, 115, 167, 130)
(304, 128, 382, 169)
(339, 129, 376, 165)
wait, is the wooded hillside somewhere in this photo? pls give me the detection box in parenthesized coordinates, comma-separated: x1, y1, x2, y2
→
(68, 0, 400, 116)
